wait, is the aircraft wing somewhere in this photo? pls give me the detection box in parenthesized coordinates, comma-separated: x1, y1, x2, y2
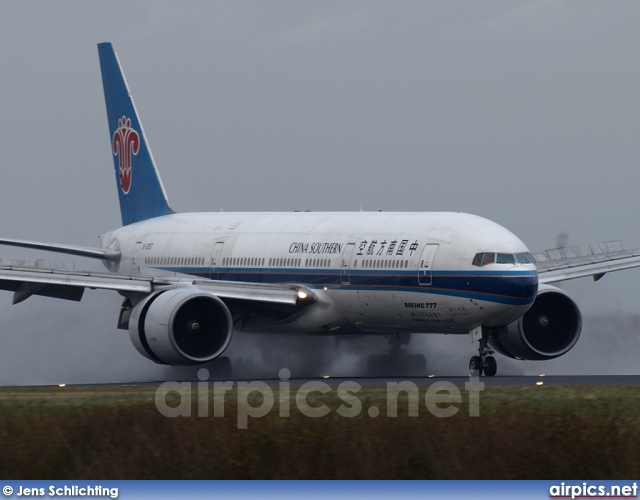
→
(535, 240, 640, 284)
(0, 263, 306, 308)
(0, 237, 120, 261)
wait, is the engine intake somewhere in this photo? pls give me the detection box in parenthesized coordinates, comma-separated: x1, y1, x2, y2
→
(129, 288, 233, 365)
(489, 284, 582, 360)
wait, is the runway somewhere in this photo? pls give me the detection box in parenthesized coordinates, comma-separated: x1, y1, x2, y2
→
(268, 375, 640, 387)
(105, 374, 640, 389)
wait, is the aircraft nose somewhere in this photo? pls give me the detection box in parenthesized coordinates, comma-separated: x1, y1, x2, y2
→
(502, 267, 539, 303)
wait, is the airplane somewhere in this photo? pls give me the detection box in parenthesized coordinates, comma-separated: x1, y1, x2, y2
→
(1, 41, 640, 377)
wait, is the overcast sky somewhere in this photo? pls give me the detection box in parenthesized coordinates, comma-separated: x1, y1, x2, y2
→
(1, 1, 639, 384)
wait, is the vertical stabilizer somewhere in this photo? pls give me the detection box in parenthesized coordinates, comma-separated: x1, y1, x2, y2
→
(98, 42, 173, 226)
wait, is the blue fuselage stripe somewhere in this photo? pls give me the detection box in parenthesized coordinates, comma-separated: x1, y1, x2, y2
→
(156, 267, 538, 306)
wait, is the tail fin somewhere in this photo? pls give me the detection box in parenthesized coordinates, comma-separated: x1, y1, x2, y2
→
(98, 42, 173, 226)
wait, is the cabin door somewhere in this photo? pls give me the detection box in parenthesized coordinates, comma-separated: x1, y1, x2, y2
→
(210, 242, 224, 280)
(418, 244, 439, 285)
(340, 243, 356, 285)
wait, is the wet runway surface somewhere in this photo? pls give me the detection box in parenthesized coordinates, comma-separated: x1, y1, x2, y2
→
(103, 374, 640, 388)
(271, 375, 640, 387)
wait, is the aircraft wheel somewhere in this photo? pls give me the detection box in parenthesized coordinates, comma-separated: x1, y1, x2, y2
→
(469, 356, 483, 377)
(483, 356, 497, 377)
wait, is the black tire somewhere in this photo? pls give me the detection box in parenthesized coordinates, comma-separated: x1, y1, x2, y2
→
(483, 356, 497, 377)
(469, 356, 483, 376)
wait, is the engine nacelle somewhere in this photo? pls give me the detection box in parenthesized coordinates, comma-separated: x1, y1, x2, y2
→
(489, 284, 582, 361)
(128, 288, 233, 365)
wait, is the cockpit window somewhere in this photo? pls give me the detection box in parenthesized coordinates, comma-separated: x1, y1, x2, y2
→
(482, 253, 496, 265)
(473, 252, 535, 267)
(472, 252, 496, 266)
(496, 253, 516, 264)
(515, 252, 535, 264)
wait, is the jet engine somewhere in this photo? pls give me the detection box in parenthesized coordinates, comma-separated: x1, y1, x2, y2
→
(489, 284, 582, 360)
(128, 288, 233, 365)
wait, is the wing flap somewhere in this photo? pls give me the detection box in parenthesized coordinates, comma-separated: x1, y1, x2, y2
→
(0, 265, 309, 313)
(0, 265, 153, 301)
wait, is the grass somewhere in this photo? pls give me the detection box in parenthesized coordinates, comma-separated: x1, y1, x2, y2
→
(0, 383, 638, 479)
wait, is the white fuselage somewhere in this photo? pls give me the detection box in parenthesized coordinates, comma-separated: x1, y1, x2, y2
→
(100, 211, 539, 336)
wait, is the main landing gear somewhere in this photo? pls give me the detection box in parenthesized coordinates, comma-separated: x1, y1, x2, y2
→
(469, 328, 497, 377)
(366, 333, 427, 377)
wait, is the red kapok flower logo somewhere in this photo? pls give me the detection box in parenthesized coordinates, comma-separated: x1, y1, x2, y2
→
(112, 116, 140, 195)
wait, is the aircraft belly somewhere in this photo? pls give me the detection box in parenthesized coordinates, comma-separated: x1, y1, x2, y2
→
(326, 289, 531, 334)
(237, 289, 527, 336)
(238, 300, 358, 335)
(327, 289, 477, 334)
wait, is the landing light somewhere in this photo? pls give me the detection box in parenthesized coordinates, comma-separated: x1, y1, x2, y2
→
(428, 374, 436, 378)
(297, 290, 308, 300)
(58, 383, 66, 388)
(536, 381, 544, 386)
(322, 375, 330, 379)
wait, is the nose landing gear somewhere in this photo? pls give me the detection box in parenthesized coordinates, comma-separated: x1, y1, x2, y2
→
(469, 327, 497, 377)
